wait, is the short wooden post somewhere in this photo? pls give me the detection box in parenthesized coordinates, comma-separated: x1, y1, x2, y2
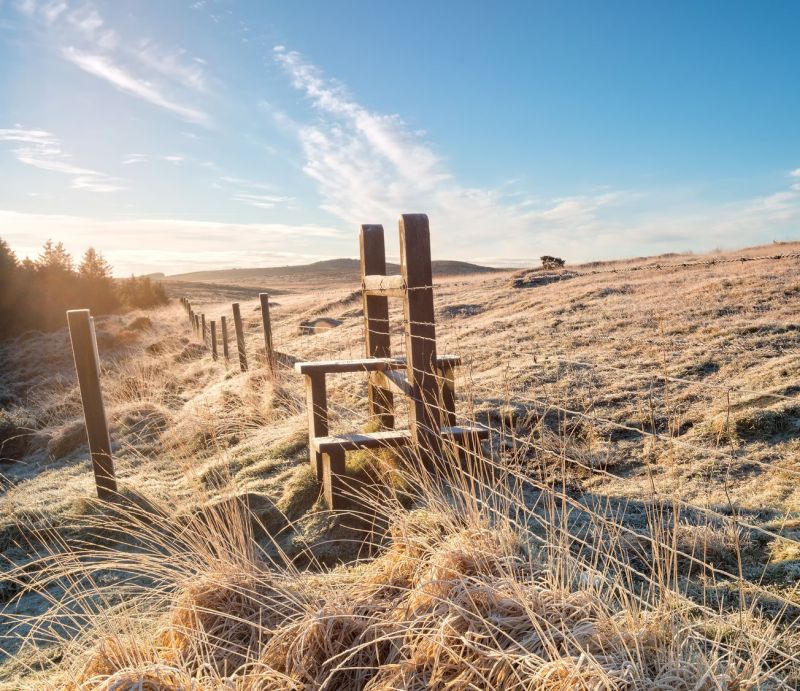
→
(400, 214, 442, 467)
(305, 373, 327, 478)
(201, 314, 207, 343)
(232, 303, 248, 372)
(66, 310, 117, 501)
(323, 449, 346, 510)
(194, 314, 200, 337)
(259, 293, 276, 375)
(210, 320, 218, 360)
(220, 315, 230, 361)
(360, 225, 394, 429)
(439, 364, 457, 427)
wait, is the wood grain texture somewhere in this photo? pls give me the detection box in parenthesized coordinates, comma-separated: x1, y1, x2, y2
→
(66, 309, 117, 501)
(232, 303, 248, 372)
(360, 225, 395, 429)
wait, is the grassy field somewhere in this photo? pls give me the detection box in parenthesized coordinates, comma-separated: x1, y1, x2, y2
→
(0, 242, 798, 688)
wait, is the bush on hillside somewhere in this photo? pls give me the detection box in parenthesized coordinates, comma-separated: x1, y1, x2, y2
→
(540, 255, 566, 269)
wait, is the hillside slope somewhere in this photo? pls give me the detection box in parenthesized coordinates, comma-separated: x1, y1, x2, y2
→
(0, 241, 798, 687)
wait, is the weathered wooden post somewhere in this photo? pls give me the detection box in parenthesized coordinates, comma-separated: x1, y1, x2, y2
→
(232, 303, 248, 372)
(201, 314, 207, 343)
(360, 225, 394, 429)
(210, 320, 218, 361)
(194, 314, 200, 337)
(400, 214, 442, 467)
(220, 315, 230, 361)
(259, 293, 276, 375)
(66, 310, 117, 501)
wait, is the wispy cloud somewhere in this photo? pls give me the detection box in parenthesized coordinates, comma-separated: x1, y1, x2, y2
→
(16, 2, 212, 126)
(0, 209, 345, 274)
(274, 46, 800, 262)
(134, 39, 208, 92)
(62, 48, 212, 127)
(121, 153, 147, 165)
(232, 192, 294, 209)
(0, 127, 123, 192)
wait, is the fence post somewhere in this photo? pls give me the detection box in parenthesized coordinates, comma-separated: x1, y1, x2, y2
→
(399, 214, 442, 468)
(194, 314, 200, 337)
(360, 225, 394, 429)
(66, 310, 117, 501)
(259, 293, 276, 375)
(201, 314, 206, 344)
(232, 303, 248, 372)
(210, 320, 218, 361)
(221, 315, 230, 361)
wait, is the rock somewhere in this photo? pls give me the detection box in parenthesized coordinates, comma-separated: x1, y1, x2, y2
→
(298, 317, 342, 335)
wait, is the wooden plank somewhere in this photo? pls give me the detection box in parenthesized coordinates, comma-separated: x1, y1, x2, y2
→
(295, 357, 396, 375)
(313, 429, 412, 453)
(294, 355, 460, 376)
(232, 303, 248, 372)
(304, 372, 328, 478)
(362, 273, 406, 296)
(66, 310, 117, 501)
(399, 214, 441, 465)
(441, 425, 489, 441)
(361, 225, 394, 429)
(220, 315, 230, 361)
(210, 320, 218, 361)
(372, 370, 413, 398)
(259, 292, 276, 376)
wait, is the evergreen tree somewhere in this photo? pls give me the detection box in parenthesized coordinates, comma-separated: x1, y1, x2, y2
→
(79, 248, 119, 313)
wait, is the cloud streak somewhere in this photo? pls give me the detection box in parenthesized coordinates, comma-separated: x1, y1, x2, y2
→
(62, 48, 212, 127)
(0, 127, 123, 192)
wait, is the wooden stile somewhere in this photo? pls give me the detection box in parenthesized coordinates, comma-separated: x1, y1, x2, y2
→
(66, 309, 117, 501)
(232, 303, 248, 372)
(259, 293, 276, 375)
(210, 320, 218, 360)
(221, 315, 230, 361)
(294, 213, 488, 510)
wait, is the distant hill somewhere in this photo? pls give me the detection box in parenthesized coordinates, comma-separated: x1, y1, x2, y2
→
(166, 258, 500, 283)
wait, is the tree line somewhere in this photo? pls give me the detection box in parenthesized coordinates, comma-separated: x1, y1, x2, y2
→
(0, 238, 169, 340)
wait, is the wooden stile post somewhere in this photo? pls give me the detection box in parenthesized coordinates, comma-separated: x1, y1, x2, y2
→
(305, 372, 328, 478)
(210, 320, 218, 360)
(220, 315, 230, 361)
(400, 214, 442, 467)
(232, 303, 248, 372)
(360, 225, 394, 429)
(66, 310, 117, 501)
(259, 293, 276, 375)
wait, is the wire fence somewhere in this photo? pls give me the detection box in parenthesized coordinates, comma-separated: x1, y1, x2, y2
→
(139, 252, 800, 680)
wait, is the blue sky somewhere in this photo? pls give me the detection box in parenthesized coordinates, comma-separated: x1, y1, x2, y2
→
(0, 0, 798, 274)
